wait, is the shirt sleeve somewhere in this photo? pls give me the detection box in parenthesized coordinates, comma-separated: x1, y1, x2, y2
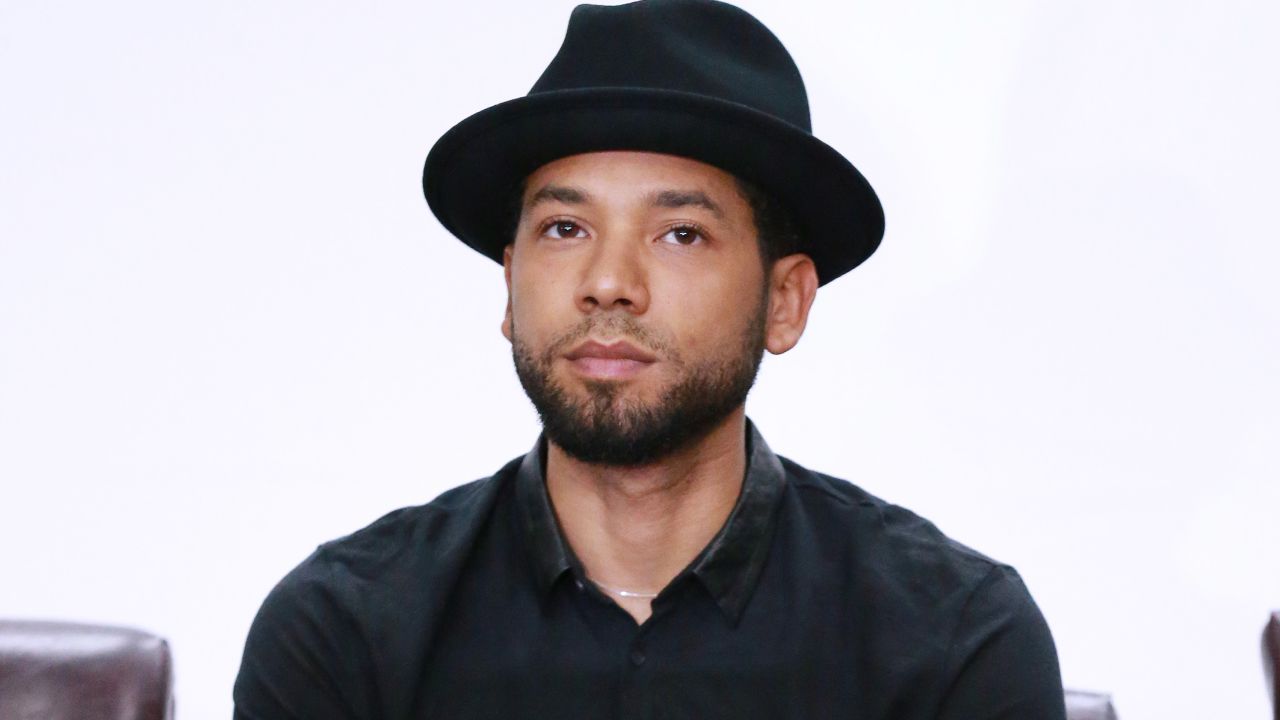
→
(935, 564, 1066, 720)
(232, 550, 375, 720)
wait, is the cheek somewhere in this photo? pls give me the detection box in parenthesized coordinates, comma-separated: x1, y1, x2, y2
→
(652, 276, 755, 355)
(508, 272, 573, 344)
(510, 244, 579, 302)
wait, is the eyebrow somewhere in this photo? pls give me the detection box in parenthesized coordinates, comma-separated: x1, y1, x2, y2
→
(524, 185, 589, 210)
(649, 189, 724, 218)
(522, 184, 725, 219)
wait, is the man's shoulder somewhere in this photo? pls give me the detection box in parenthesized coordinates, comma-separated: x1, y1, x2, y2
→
(235, 458, 527, 717)
(279, 455, 523, 596)
(775, 455, 1062, 716)
(778, 455, 1005, 591)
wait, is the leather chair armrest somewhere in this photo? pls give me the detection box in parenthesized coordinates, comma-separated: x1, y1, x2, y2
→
(0, 620, 174, 720)
(1265, 611, 1280, 719)
(1065, 688, 1118, 720)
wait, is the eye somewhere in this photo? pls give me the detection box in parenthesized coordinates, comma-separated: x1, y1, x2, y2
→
(540, 219, 588, 240)
(659, 224, 705, 246)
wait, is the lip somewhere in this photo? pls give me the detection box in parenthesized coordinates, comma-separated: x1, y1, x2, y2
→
(564, 340, 657, 363)
(563, 340, 657, 380)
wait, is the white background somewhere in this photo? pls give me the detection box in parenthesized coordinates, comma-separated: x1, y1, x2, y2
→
(2, 1, 1277, 718)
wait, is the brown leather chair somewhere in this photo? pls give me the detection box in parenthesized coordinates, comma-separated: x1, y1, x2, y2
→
(1265, 611, 1280, 720)
(0, 620, 174, 720)
(1065, 688, 1118, 720)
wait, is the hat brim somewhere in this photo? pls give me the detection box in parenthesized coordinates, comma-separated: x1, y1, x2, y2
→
(423, 87, 884, 286)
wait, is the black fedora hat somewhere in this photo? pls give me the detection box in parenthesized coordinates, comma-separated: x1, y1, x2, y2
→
(423, 0, 884, 286)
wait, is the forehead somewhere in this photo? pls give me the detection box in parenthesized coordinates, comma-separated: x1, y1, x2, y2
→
(521, 151, 744, 204)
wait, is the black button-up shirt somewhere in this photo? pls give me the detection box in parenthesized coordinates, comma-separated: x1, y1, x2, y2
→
(233, 423, 1065, 719)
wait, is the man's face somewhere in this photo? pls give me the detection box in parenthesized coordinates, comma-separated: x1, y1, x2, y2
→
(501, 151, 773, 466)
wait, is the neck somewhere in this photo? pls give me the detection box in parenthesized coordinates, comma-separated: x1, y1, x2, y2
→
(545, 409, 749, 603)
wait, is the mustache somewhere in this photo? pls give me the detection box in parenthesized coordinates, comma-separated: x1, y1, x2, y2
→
(543, 316, 678, 364)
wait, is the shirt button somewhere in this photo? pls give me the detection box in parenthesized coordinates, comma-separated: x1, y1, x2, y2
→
(630, 649, 646, 666)
(575, 579, 584, 591)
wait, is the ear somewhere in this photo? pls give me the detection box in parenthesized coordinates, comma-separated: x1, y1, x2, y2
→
(501, 244, 515, 343)
(763, 253, 818, 355)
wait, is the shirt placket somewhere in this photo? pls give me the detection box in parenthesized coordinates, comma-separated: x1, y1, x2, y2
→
(619, 616, 660, 720)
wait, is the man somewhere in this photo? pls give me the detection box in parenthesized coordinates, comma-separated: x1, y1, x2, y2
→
(233, 1, 1066, 718)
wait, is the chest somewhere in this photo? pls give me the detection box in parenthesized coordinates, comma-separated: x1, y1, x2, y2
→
(408, 578, 930, 720)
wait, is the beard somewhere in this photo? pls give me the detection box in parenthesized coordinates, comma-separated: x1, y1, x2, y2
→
(511, 294, 768, 467)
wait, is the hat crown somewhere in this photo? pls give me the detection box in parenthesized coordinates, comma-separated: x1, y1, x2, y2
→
(530, 0, 811, 132)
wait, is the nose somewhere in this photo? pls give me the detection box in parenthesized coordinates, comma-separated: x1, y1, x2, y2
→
(575, 232, 650, 316)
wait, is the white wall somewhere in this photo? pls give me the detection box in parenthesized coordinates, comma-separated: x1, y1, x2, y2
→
(2, 1, 1277, 718)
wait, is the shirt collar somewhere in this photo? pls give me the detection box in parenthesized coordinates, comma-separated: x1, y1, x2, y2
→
(514, 419, 787, 625)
